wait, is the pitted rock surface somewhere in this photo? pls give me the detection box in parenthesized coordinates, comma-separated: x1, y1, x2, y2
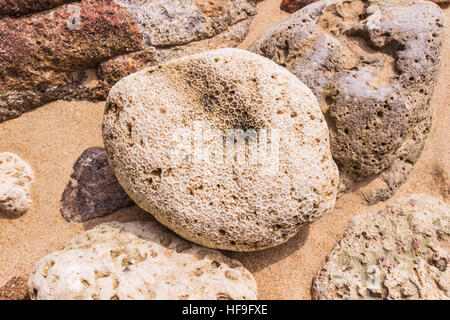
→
(28, 220, 257, 300)
(0, 0, 143, 122)
(280, 0, 448, 14)
(312, 195, 450, 300)
(0, 0, 257, 122)
(0, 152, 34, 216)
(102, 48, 339, 251)
(250, 0, 445, 203)
(60, 147, 134, 223)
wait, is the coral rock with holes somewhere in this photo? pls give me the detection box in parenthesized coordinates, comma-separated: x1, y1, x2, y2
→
(280, 0, 448, 14)
(312, 195, 450, 300)
(250, 0, 446, 204)
(60, 147, 134, 223)
(0, 152, 34, 216)
(432, 0, 450, 4)
(102, 48, 339, 251)
(28, 220, 257, 300)
(0, 0, 257, 123)
(0, 0, 74, 16)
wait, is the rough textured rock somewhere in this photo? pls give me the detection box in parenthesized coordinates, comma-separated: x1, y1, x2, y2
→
(0, 0, 75, 16)
(60, 147, 133, 223)
(0, 0, 144, 122)
(0, 277, 30, 300)
(312, 195, 449, 300)
(280, 0, 448, 14)
(96, 50, 156, 98)
(280, 0, 318, 13)
(28, 220, 257, 300)
(432, 0, 450, 5)
(103, 48, 339, 251)
(0, 0, 257, 123)
(250, 0, 445, 204)
(0, 152, 34, 216)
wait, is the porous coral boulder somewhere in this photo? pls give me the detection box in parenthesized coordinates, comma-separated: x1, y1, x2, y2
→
(250, 0, 446, 203)
(0, 152, 34, 216)
(312, 195, 450, 300)
(102, 48, 339, 251)
(0, 0, 257, 122)
(28, 220, 257, 300)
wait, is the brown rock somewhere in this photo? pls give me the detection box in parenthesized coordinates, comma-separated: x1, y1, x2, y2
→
(0, 0, 257, 123)
(280, 0, 318, 13)
(0, 277, 30, 300)
(60, 147, 134, 223)
(0, 0, 144, 122)
(280, 0, 447, 14)
(195, 0, 231, 17)
(0, 0, 74, 16)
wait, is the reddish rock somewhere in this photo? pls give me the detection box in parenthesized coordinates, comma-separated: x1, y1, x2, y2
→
(0, 0, 257, 123)
(195, 0, 231, 17)
(0, 0, 144, 122)
(97, 50, 156, 94)
(0, 0, 75, 16)
(0, 277, 30, 300)
(280, 0, 318, 13)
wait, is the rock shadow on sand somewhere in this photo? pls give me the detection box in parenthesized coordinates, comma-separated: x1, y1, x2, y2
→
(224, 225, 310, 273)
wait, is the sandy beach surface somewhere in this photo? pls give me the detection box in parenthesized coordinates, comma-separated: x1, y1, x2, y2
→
(0, 0, 448, 299)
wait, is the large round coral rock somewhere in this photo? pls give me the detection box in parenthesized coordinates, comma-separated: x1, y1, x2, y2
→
(102, 48, 339, 251)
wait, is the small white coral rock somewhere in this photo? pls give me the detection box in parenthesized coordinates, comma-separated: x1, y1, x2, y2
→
(102, 48, 339, 251)
(0, 152, 34, 215)
(28, 220, 257, 300)
(312, 195, 450, 300)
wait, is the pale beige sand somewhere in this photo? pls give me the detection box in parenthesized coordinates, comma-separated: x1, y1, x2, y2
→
(0, 0, 448, 299)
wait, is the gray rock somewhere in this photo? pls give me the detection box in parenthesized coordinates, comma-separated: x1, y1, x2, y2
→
(60, 147, 134, 223)
(312, 195, 450, 300)
(250, 0, 445, 203)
